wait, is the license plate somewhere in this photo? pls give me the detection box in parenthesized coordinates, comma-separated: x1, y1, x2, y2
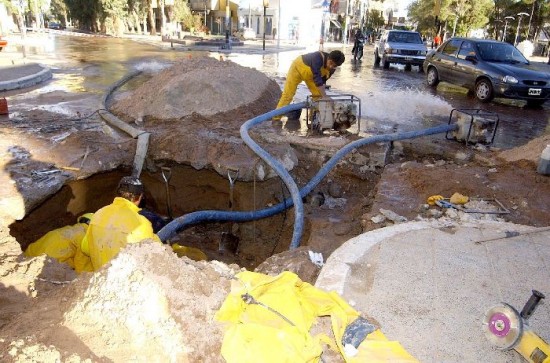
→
(528, 88, 542, 96)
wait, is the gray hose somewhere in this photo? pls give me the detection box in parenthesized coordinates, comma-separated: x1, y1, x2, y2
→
(158, 121, 458, 246)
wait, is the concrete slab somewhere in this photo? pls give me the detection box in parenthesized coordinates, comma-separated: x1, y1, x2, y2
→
(316, 220, 550, 362)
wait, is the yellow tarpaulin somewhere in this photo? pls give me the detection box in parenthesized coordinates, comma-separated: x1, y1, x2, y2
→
(24, 223, 88, 269)
(215, 271, 418, 362)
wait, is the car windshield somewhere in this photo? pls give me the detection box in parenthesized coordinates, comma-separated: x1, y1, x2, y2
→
(387, 32, 422, 44)
(476, 42, 528, 64)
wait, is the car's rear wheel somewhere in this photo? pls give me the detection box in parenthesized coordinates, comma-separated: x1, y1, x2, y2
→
(426, 67, 439, 87)
(374, 51, 380, 66)
(526, 99, 545, 108)
(475, 79, 494, 103)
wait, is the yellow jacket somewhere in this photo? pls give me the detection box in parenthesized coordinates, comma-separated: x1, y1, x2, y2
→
(24, 222, 88, 269)
(276, 52, 332, 109)
(79, 197, 160, 273)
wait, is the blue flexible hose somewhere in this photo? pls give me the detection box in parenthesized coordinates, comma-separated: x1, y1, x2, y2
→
(158, 115, 457, 248)
(239, 102, 307, 249)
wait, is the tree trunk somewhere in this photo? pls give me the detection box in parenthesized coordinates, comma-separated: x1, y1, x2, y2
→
(133, 11, 140, 33)
(142, 14, 148, 34)
(148, 6, 156, 35)
(17, 14, 27, 39)
(159, 0, 166, 35)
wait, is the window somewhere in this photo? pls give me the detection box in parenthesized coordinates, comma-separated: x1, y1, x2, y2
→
(457, 41, 475, 60)
(442, 39, 461, 56)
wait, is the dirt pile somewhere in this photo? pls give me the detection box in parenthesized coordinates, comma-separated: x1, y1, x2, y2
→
(497, 132, 550, 163)
(112, 56, 278, 120)
(1, 241, 239, 362)
(109, 56, 286, 182)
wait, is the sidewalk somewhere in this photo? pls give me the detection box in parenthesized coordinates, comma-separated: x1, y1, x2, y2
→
(0, 63, 52, 91)
(316, 220, 550, 362)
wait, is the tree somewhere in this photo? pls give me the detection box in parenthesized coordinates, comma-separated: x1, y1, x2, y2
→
(172, 0, 193, 31)
(366, 9, 384, 33)
(48, 0, 68, 25)
(409, 0, 493, 38)
(99, 0, 127, 35)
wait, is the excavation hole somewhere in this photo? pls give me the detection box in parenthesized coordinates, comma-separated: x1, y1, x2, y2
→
(10, 166, 311, 270)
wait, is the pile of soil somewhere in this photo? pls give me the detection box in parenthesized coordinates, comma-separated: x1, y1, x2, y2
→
(498, 133, 550, 163)
(1, 241, 238, 362)
(111, 55, 285, 182)
(111, 55, 278, 120)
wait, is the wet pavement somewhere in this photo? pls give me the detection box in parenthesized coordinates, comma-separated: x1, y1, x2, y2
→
(1, 32, 549, 149)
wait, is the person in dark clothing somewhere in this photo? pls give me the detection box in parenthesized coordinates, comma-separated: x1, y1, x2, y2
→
(351, 29, 365, 60)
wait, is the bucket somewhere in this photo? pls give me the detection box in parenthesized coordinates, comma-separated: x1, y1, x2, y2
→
(0, 98, 8, 115)
(537, 145, 550, 175)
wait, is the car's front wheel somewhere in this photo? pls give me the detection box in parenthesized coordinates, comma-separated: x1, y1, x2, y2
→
(475, 79, 494, 103)
(426, 67, 439, 87)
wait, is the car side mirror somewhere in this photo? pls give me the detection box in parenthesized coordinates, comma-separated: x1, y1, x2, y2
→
(465, 55, 477, 63)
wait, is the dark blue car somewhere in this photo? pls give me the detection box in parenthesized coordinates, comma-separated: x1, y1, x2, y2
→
(423, 37, 550, 107)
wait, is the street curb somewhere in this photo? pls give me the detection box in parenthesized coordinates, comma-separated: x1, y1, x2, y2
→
(0, 65, 52, 91)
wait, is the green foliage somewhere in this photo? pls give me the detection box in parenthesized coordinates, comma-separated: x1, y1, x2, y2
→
(48, 0, 68, 22)
(100, 0, 127, 18)
(409, 0, 498, 37)
(173, 0, 193, 30)
(366, 9, 385, 31)
(65, 0, 99, 30)
(1, 0, 22, 14)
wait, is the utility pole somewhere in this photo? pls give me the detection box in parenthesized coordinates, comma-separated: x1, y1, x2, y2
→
(263, 0, 269, 51)
(526, 0, 536, 41)
(514, 12, 529, 46)
(277, 0, 281, 48)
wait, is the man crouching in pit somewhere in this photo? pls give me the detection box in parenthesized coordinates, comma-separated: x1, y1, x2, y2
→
(77, 176, 161, 272)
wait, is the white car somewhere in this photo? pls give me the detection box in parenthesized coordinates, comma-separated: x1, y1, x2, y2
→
(374, 30, 428, 71)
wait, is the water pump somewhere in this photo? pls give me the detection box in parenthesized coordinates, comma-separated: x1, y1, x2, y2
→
(306, 94, 361, 134)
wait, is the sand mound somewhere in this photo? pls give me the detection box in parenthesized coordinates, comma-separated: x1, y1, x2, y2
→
(2, 242, 239, 362)
(498, 133, 550, 163)
(112, 56, 276, 120)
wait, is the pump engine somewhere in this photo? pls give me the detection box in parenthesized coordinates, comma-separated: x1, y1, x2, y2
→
(307, 95, 361, 134)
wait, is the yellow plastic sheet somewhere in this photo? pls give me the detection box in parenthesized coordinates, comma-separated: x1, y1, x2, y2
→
(80, 197, 160, 272)
(24, 223, 88, 269)
(172, 244, 207, 261)
(215, 271, 418, 363)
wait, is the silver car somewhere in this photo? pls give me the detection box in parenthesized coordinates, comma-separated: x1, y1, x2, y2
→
(374, 30, 428, 71)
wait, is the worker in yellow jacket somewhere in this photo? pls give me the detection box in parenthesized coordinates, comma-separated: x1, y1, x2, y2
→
(276, 50, 345, 111)
(26, 176, 206, 272)
(78, 176, 161, 273)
